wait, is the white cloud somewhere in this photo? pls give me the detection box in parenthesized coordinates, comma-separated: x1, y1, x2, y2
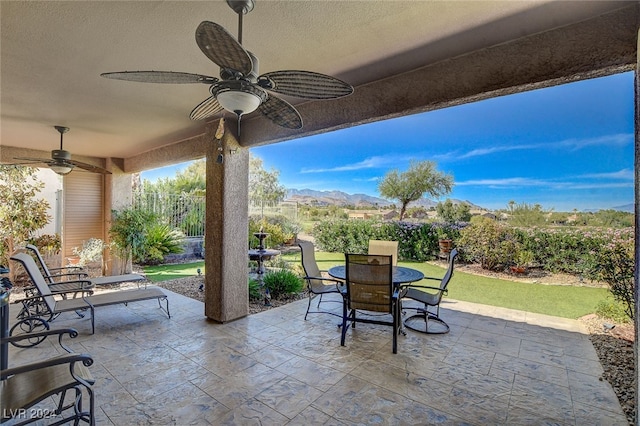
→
(300, 155, 411, 173)
(353, 177, 380, 182)
(577, 168, 634, 180)
(457, 175, 634, 190)
(441, 133, 633, 161)
(456, 177, 546, 187)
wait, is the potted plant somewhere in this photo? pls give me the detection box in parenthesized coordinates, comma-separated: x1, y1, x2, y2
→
(435, 226, 454, 254)
(511, 249, 533, 274)
(71, 238, 107, 267)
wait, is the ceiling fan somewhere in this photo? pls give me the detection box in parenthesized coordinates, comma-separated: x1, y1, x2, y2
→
(12, 126, 111, 175)
(100, 0, 354, 135)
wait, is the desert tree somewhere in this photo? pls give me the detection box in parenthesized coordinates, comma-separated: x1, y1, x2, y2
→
(249, 155, 287, 217)
(378, 160, 453, 220)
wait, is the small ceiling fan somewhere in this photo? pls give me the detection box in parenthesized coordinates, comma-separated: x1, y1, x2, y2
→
(101, 0, 354, 135)
(12, 126, 111, 175)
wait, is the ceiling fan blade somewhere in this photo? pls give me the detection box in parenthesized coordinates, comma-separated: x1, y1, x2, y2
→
(68, 160, 111, 174)
(5, 159, 48, 167)
(101, 71, 217, 84)
(258, 95, 303, 129)
(196, 21, 252, 76)
(13, 156, 51, 163)
(258, 70, 354, 99)
(190, 96, 224, 120)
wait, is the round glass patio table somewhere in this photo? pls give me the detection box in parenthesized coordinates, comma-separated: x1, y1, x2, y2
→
(327, 265, 424, 285)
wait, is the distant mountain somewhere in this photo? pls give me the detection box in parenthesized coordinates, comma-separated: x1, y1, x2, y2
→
(610, 204, 634, 213)
(583, 204, 634, 213)
(286, 189, 392, 207)
(286, 188, 486, 210)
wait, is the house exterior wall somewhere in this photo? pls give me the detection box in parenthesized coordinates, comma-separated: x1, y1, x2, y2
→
(33, 168, 63, 236)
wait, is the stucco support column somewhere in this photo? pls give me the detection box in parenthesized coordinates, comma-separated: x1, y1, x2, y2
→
(204, 121, 249, 322)
(103, 157, 132, 275)
(634, 26, 639, 426)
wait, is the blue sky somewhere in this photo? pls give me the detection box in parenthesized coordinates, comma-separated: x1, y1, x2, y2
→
(142, 72, 634, 212)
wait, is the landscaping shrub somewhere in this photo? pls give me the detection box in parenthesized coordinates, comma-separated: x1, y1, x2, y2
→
(28, 233, 61, 256)
(515, 227, 597, 274)
(248, 216, 288, 248)
(312, 219, 468, 261)
(248, 278, 262, 301)
(141, 223, 185, 264)
(583, 231, 635, 320)
(458, 217, 518, 270)
(110, 207, 157, 268)
(595, 298, 632, 323)
(72, 238, 107, 266)
(262, 269, 303, 299)
(313, 219, 378, 253)
(378, 221, 436, 262)
(111, 206, 185, 267)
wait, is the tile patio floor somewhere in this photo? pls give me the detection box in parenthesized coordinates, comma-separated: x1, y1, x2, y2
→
(6, 288, 629, 425)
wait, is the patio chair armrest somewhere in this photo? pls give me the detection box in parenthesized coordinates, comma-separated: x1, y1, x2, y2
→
(1, 353, 94, 379)
(1, 328, 79, 347)
(13, 294, 47, 304)
(45, 271, 89, 281)
(304, 275, 342, 285)
(48, 266, 85, 272)
(14, 286, 91, 305)
(48, 279, 93, 290)
(400, 283, 441, 292)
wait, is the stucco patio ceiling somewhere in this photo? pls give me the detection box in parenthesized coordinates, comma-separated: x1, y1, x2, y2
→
(1, 1, 637, 170)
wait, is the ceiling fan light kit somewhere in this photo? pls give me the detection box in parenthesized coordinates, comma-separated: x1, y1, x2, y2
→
(100, 0, 353, 136)
(212, 80, 265, 116)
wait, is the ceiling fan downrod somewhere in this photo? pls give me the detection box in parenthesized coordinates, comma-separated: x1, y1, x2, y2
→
(226, 0, 254, 44)
(54, 125, 69, 150)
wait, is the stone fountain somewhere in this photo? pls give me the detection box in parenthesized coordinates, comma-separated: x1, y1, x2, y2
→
(248, 230, 280, 305)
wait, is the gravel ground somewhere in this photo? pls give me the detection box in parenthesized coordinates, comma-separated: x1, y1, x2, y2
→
(156, 274, 636, 425)
(581, 315, 635, 424)
(153, 274, 305, 314)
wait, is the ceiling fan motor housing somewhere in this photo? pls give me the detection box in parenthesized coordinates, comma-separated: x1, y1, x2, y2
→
(219, 51, 259, 83)
(51, 149, 72, 161)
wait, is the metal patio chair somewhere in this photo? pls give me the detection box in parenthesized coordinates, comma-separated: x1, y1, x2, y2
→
(368, 240, 398, 266)
(1, 328, 95, 425)
(341, 253, 401, 354)
(298, 241, 344, 320)
(401, 248, 459, 334)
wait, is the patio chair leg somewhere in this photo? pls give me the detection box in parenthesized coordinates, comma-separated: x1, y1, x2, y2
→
(305, 295, 313, 320)
(158, 296, 171, 318)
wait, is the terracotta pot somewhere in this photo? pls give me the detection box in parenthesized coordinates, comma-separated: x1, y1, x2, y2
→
(438, 239, 453, 253)
(66, 256, 81, 266)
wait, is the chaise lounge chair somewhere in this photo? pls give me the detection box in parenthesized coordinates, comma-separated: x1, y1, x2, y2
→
(26, 244, 145, 288)
(10, 252, 170, 334)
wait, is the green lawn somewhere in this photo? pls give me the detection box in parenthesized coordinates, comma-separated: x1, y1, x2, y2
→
(280, 251, 609, 319)
(145, 252, 609, 319)
(143, 261, 204, 282)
